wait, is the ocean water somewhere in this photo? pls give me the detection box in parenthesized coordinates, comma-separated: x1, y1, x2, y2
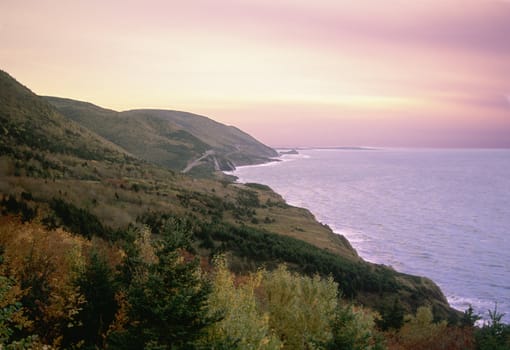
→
(229, 148, 510, 322)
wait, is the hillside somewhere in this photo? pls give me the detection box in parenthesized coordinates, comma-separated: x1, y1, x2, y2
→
(0, 72, 135, 168)
(0, 70, 462, 345)
(45, 96, 277, 173)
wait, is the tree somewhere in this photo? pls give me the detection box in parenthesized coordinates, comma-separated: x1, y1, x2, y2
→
(0, 219, 82, 348)
(325, 303, 385, 350)
(107, 221, 215, 349)
(0, 275, 28, 345)
(461, 305, 480, 327)
(376, 298, 405, 331)
(0, 219, 85, 346)
(64, 250, 118, 349)
(475, 304, 510, 350)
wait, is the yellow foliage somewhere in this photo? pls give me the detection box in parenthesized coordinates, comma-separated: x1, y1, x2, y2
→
(104, 291, 130, 342)
(387, 306, 454, 350)
(0, 275, 31, 342)
(204, 256, 282, 349)
(401, 306, 447, 339)
(134, 226, 157, 265)
(0, 217, 87, 346)
(263, 265, 338, 350)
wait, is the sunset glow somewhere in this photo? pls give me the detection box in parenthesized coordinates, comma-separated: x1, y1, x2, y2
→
(1, 0, 509, 147)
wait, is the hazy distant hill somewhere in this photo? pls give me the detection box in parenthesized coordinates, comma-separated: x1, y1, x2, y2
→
(45, 97, 277, 173)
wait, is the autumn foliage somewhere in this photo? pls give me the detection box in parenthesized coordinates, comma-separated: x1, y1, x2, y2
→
(1, 215, 509, 349)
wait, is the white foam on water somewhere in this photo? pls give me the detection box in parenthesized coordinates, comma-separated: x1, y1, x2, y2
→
(226, 153, 311, 178)
(447, 294, 504, 323)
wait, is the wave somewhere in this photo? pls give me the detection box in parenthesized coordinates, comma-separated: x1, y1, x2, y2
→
(446, 294, 506, 323)
(226, 153, 310, 178)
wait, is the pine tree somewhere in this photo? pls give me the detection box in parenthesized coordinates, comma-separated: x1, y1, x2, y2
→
(64, 250, 118, 349)
(107, 221, 215, 349)
(376, 298, 405, 331)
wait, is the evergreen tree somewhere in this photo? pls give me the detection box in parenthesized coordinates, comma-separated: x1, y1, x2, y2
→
(107, 221, 215, 349)
(376, 298, 405, 331)
(64, 250, 117, 349)
(325, 304, 385, 350)
(475, 304, 510, 350)
(460, 305, 480, 327)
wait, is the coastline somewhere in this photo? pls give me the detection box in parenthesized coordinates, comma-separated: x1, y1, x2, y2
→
(226, 150, 460, 319)
(228, 148, 510, 322)
(226, 151, 309, 174)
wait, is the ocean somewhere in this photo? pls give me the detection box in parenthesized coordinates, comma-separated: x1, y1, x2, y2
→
(229, 148, 510, 322)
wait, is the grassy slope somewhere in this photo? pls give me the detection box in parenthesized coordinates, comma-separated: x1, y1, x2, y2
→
(122, 109, 277, 161)
(45, 96, 277, 172)
(1, 70, 457, 320)
(0, 73, 133, 165)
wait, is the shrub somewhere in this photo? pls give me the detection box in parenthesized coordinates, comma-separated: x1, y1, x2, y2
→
(325, 304, 385, 350)
(263, 265, 338, 349)
(48, 198, 112, 240)
(202, 257, 281, 349)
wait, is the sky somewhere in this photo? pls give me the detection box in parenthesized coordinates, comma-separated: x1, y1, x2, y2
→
(1, 0, 509, 147)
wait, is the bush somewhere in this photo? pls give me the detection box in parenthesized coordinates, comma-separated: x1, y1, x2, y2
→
(48, 198, 113, 240)
(0, 195, 37, 222)
(385, 306, 476, 350)
(263, 265, 338, 349)
(202, 257, 281, 349)
(201, 222, 397, 298)
(325, 304, 385, 350)
(245, 183, 272, 191)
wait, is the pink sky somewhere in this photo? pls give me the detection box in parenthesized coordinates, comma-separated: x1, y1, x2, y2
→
(1, 0, 509, 147)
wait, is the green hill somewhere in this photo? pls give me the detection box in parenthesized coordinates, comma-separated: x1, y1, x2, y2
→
(0, 71, 134, 166)
(45, 96, 277, 173)
(0, 69, 458, 327)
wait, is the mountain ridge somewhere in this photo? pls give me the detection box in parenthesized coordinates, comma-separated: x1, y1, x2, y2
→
(44, 96, 277, 174)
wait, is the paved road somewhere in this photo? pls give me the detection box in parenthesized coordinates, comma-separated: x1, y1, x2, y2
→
(181, 150, 215, 173)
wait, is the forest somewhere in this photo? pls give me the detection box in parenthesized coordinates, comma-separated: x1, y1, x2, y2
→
(1, 211, 509, 349)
